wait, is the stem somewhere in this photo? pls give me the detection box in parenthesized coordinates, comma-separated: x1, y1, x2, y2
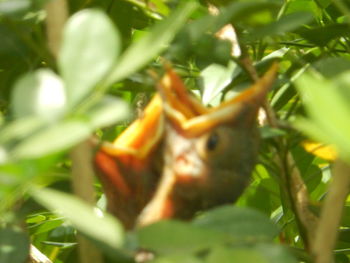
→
(70, 141, 104, 263)
(29, 245, 53, 263)
(312, 160, 350, 263)
(45, 0, 68, 57)
(284, 152, 318, 250)
(44, 1, 103, 263)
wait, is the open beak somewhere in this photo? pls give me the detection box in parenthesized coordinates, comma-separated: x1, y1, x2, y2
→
(136, 63, 278, 227)
(158, 63, 278, 137)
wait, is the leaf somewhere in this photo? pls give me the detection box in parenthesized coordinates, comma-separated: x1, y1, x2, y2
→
(206, 246, 269, 263)
(294, 71, 350, 161)
(0, 0, 30, 15)
(0, 117, 44, 144)
(86, 95, 130, 129)
(26, 214, 46, 224)
(11, 69, 66, 120)
(206, 244, 297, 263)
(151, 254, 203, 263)
(31, 218, 64, 236)
(313, 57, 350, 78)
(254, 243, 298, 263)
(284, 0, 320, 18)
(248, 12, 314, 40)
(200, 61, 239, 105)
(10, 120, 91, 159)
(259, 126, 286, 139)
(104, 2, 198, 85)
(31, 187, 124, 250)
(224, 1, 279, 25)
(0, 227, 30, 263)
(59, 9, 121, 106)
(298, 24, 350, 46)
(193, 206, 279, 242)
(136, 220, 225, 255)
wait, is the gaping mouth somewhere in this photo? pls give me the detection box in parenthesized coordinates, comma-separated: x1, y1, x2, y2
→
(96, 63, 278, 229)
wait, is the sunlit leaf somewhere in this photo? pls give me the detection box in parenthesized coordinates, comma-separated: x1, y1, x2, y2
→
(59, 9, 121, 106)
(0, 0, 30, 15)
(294, 71, 350, 161)
(284, 0, 320, 18)
(86, 95, 129, 129)
(200, 61, 239, 105)
(11, 120, 91, 159)
(0, 117, 44, 144)
(11, 69, 66, 120)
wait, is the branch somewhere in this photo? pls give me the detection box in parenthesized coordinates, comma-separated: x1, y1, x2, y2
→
(29, 245, 52, 263)
(45, 0, 68, 57)
(44, 1, 103, 263)
(312, 160, 350, 263)
(285, 152, 319, 249)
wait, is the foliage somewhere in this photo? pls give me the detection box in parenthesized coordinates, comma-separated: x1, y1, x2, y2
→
(1, 0, 350, 262)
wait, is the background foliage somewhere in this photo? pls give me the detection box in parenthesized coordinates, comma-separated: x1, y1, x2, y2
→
(1, 0, 350, 262)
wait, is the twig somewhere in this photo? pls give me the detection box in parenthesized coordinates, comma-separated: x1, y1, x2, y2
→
(240, 53, 319, 250)
(45, 0, 68, 57)
(284, 152, 319, 250)
(70, 141, 104, 263)
(238, 45, 319, 250)
(312, 160, 350, 263)
(29, 245, 53, 263)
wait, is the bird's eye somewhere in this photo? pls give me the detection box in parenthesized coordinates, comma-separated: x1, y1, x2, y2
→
(206, 132, 219, 151)
(196, 128, 229, 160)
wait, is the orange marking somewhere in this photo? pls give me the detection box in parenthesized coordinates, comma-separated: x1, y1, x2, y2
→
(95, 151, 132, 197)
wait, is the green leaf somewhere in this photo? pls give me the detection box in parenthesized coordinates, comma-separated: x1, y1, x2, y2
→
(10, 120, 91, 159)
(59, 9, 121, 106)
(0, 227, 30, 263)
(200, 61, 239, 105)
(298, 24, 350, 46)
(193, 206, 279, 242)
(0, 0, 30, 15)
(284, 0, 320, 18)
(31, 187, 124, 250)
(105, 2, 198, 84)
(254, 243, 297, 263)
(294, 71, 350, 161)
(259, 126, 286, 139)
(223, 1, 279, 25)
(249, 12, 314, 40)
(206, 244, 297, 263)
(313, 57, 350, 78)
(11, 69, 66, 120)
(86, 95, 129, 129)
(0, 117, 44, 144)
(26, 214, 46, 224)
(206, 246, 269, 263)
(137, 220, 225, 255)
(30, 218, 64, 236)
(152, 254, 204, 263)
